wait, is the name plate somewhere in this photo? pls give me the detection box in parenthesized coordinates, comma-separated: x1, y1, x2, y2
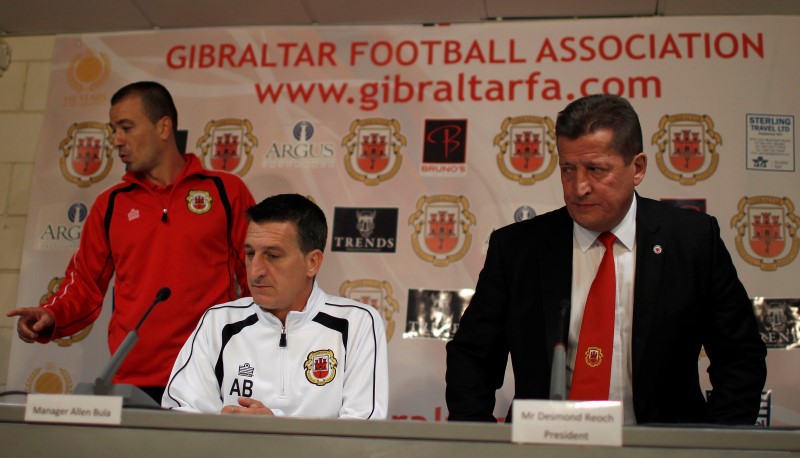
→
(25, 394, 123, 425)
(511, 400, 623, 447)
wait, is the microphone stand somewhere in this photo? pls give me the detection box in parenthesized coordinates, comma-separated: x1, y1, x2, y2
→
(549, 300, 569, 400)
(73, 288, 171, 407)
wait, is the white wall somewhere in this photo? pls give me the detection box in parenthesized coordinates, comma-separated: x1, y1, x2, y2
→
(0, 35, 54, 392)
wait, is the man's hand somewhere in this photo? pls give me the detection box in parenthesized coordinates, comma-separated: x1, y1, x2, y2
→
(6, 307, 54, 343)
(221, 397, 275, 416)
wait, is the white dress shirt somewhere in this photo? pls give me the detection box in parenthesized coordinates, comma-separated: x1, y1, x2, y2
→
(567, 197, 637, 424)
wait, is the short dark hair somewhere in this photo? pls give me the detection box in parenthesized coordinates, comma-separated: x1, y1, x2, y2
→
(555, 94, 643, 164)
(246, 194, 327, 254)
(111, 81, 178, 133)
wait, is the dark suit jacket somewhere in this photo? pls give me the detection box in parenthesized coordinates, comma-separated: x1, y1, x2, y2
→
(446, 195, 767, 424)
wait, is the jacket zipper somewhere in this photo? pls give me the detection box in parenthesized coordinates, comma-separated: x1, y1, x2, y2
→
(279, 324, 287, 398)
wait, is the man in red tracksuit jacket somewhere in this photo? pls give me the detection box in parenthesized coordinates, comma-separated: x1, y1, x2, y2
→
(8, 81, 255, 402)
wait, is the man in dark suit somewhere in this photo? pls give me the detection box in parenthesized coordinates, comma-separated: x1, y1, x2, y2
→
(445, 94, 766, 425)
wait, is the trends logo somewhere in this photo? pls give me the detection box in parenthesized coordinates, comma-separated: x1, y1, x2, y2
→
(652, 114, 720, 185)
(494, 116, 557, 185)
(342, 118, 405, 185)
(340, 279, 401, 341)
(263, 120, 335, 168)
(197, 118, 257, 176)
(421, 119, 467, 176)
(731, 196, 799, 271)
(59, 122, 114, 187)
(332, 207, 398, 253)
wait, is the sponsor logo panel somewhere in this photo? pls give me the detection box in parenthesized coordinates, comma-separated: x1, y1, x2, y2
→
(332, 207, 398, 253)
(652, 114, 720, 185)
(63, 48, 110, 106)
(421, 119, 467, 177)
(731, 196, 799, 271)
(25, 363, 73, 394)
(408, 195, 476, 266)
(342, 118, 405, 185)
(59, 122, 114, 187)
(263, 120, 335, 168)
(403, 288, 473, 340)
(197, 118, 257, 176)
(340, 279, 400, 341)
(494, 116, 557, 185)
(36, 202, 89, 250)
(753, 297, 800, 349)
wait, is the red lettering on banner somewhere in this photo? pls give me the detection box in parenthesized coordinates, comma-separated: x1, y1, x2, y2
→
(420, 40, 441, 64)
(533, 32, 763, 62)
(579, 36, 596, 61)
(659, 34, 681, 59)
(715, 32, 738, 58)
(349, 39, 527, 66)
(678, 32, 701, 58)
(626, 34, 646, 60)
(165, 42, 339, 69)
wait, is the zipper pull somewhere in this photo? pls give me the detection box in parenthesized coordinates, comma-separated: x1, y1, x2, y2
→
(279, 326, 287, 348)
(161, 208, 168, 222)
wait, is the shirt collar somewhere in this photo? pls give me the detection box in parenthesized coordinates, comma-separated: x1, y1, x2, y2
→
(574, 196, 637, 253)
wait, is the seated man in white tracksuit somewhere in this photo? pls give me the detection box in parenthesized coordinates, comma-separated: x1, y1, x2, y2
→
(162, 194, 388, 419)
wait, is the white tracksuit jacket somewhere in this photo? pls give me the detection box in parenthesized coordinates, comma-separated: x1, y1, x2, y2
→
(162, 284, 388, 419)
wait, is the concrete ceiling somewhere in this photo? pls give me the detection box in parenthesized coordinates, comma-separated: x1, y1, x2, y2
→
(1, 0, 799, 36)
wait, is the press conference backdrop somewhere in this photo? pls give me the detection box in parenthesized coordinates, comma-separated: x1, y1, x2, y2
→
(7, 16, 799, 426)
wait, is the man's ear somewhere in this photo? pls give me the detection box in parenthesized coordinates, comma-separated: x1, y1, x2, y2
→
(157, 116, 173, 141)
(632, 152, 647, 186)
(306, 249, 324, 278)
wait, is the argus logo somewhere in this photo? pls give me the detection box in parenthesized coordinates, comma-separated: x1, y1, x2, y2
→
(264, 120, 334, 168)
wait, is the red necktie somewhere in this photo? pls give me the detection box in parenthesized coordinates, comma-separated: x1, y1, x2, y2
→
(569, 232, 617, 401)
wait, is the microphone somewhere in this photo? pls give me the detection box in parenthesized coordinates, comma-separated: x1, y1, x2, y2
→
(549, 299, 570, 400)
(74, 287, 171, 406)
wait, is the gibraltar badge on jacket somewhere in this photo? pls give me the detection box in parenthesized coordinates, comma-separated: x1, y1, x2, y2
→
(305, 350, 337, 386)
(186, 190, 213, 215)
